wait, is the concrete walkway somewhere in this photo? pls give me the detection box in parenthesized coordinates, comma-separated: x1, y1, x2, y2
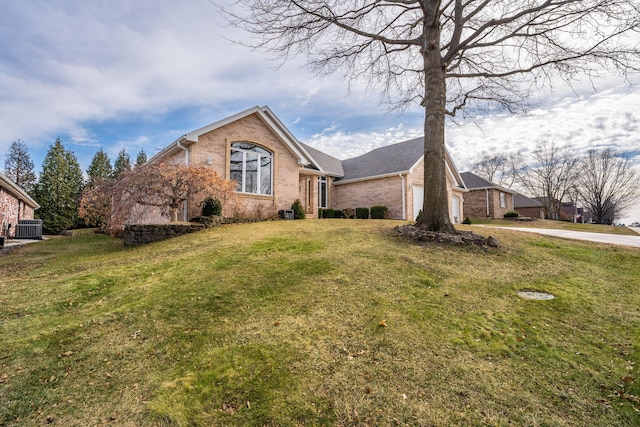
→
(481, 226, 640, 249)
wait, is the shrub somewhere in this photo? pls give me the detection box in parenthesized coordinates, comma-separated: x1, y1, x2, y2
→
(342, 208, 356, 219)
(318, 208, 324, 219)
(291, 199, 306, 219)
(416, 209, 423, 223)
(355, 207, 369, 219)
(462, 217, 472, 225)
(333, 209, 343, 218)
(202, 197, 223, 217)
(370, 205, 388, 219)
(504, 211, 519, 218)
(324, 208, 334, 218)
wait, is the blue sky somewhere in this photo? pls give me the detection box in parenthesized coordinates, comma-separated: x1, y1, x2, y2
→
(1, 1, 639, 222)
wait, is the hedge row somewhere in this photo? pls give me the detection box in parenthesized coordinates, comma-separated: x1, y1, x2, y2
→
(318, 205, 388, 219)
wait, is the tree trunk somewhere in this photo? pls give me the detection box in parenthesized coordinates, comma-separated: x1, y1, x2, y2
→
(417, 2, 456, 234)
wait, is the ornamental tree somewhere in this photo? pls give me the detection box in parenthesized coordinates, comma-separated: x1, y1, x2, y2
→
(79, 163, 238, 235)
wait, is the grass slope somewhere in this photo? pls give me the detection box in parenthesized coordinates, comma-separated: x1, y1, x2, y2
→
(470, 218, 640, 236)
(1, 221, 639, 426)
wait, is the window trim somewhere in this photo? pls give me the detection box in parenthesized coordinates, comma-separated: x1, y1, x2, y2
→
(318, 176, 328, 208)
(230, 142, 273, 196)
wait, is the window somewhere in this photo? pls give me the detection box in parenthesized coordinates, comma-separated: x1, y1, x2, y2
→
(318, 176, 327, 208)
(230, 142, 272, 195)
(499, 192, 506, 208)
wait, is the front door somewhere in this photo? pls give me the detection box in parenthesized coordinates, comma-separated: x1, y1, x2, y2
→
(451, 195, 461, 224)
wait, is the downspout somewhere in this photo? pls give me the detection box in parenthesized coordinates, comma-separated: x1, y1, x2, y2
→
(399, 173, 406, 220)
(485, 188, 490, 217)
(176, 137, 189, 221)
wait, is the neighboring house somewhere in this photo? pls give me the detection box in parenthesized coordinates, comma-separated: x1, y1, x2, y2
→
(513, 193, 545, 219)
(460, 172, 515, 219)
(560, 202, 593, 223)
(0, 171, 39, 237)
(147, 106, 466, 222)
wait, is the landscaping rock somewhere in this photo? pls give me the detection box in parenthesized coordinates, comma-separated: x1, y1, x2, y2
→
(394, 224, 499, 248)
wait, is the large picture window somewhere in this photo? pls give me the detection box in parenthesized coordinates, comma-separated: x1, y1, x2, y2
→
(230, 142, 272, 195)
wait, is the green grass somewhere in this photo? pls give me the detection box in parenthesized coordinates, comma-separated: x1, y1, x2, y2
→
(470, 218, 639, 236)
(1, 221, 639, 426)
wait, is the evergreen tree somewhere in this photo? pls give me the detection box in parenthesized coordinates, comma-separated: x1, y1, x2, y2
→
(34, 138, 84, 233)
(4, 139, 37, 193)
(113, 149, 131, 177)
(86, 148, 113, 187)
(135, 149, 147, 167)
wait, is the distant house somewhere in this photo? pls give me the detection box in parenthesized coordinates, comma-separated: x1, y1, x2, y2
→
(0, 171, 39, 237)
(560, 202, 593, 223)
(513, 193, 545, 219)
(147, 106, 466, 222)
(460, 172, 514, 219)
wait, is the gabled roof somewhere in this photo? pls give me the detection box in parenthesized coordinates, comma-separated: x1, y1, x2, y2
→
(513, 192, 543, 208)
(334, 137, 465, 189)
(0, 171, 39, 209)
(460, 172, 515, 194)
(148, 106, 311, 166)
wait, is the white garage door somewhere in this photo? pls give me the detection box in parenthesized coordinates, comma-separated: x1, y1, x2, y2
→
(413, 185, 423, 220)
(451, 195, 460, 224)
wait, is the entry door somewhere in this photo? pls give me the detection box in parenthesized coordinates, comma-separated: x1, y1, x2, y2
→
(413, 185, 424, 220)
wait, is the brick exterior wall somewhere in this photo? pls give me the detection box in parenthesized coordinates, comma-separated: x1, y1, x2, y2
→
(333, 176, 404, 219)
(464, 189, 513, 218)
(1, 188, 35, 237)
(153, 113, 302, 221)
(515, 206, 545, 219)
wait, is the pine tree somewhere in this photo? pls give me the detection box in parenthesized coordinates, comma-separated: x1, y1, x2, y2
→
(4, 139, 37, 193)
(34, 138, 84, 233)
(135, 149, 147, 167)
(86, 148, 113, 187)
(113, 149, 131, 177)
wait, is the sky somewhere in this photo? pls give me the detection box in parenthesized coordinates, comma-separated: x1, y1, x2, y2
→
(1, 0, 639, 223)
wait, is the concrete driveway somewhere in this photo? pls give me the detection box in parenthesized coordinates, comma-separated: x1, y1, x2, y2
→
(481, 226, 640, 249)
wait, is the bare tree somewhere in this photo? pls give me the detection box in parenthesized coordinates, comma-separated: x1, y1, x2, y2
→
(516, 142, 579, 220)
(578, 148, 639, 224)
(473, 152, 524, 189)
(224, 0, 640, 233)
(79, 164, 238, 235)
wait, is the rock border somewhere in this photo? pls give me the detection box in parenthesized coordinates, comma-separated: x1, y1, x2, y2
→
(394, 224, 499, 248)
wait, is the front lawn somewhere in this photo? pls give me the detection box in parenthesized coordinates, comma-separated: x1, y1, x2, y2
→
(1, 221, 639, 426)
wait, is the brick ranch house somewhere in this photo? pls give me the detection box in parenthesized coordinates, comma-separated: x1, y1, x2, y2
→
(147, 106, 467, 222)
(0, 171, 39, 237)
(460, 172, 515, 219)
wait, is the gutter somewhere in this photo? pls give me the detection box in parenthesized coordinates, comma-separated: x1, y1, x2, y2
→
(399, 173, 406, 220)
(486, 188, 490, 217)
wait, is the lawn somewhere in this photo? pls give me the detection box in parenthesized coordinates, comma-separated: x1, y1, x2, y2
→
(1, 220, 639, 426)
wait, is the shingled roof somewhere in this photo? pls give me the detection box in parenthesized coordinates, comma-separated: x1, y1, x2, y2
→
(337, 137, 425, 182)
(513, 192, 543, 208)
(460, 172, 514, 193)
(300, 143, 344, 177)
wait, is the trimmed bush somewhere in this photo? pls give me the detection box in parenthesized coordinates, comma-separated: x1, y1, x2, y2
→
(370, 205, 388, 219)
(291, 199, 306, 219)
(333, 209, 343, 218)
(324, 208, 334, 218)
(462, 217, 472, 225)
(504, 211, 519, 218)
(416, 209, 423, 223)
(317, 208, 324, 219)
(355, 207, 369, 219)
(342, 208, 356, 219)
(202, 197, 223, 217)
